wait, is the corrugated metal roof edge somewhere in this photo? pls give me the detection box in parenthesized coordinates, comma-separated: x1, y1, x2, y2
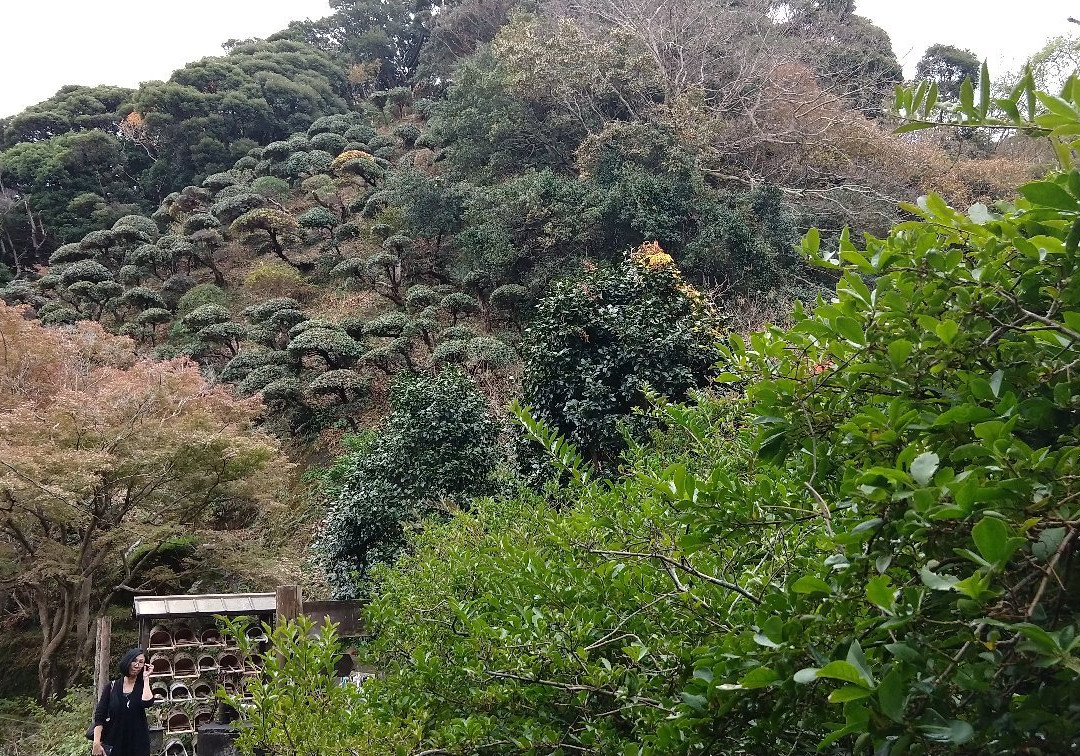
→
(133, 592, 276, 617)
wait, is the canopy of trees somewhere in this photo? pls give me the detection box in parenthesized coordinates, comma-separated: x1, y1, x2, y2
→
(258, 70, 1080, 754)
(0, 8, 1069, 756)
(0, 303, 288, 701)
(0, 40, 351, 273)
(312, 369, 498, 596)
(916, 43, 981, 99)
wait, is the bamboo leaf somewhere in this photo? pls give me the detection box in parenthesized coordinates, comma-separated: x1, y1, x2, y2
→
(925, 81, 939, 116)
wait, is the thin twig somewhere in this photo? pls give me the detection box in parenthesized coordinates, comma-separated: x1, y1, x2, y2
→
(1027, 525, 1078, 617)
(931, 641, 972, 688)
(588, 548, 762, 604)
(804, 483, 834, 537)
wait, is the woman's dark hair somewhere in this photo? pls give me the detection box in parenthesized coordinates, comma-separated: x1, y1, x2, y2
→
(118, 647, 146, 678)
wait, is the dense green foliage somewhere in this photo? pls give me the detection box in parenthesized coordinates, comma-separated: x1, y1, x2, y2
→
(0, 0, 1050, 736)
(312, 369, 500, 597)
(522, 248, 721, 467)
(217, 615, 414, 755)
(342, 202, 1080, 754)
(287, 72, 1080, 754)
(0, 40, 350, 270)
(0, 685, 94, 756)
(0, 126, 149, 266)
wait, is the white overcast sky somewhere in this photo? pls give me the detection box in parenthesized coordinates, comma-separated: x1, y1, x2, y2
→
(0, 1, 333, 118)
(0, 0, 1076, 118)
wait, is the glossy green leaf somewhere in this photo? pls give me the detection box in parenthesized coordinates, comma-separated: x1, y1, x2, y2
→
(1019, 181, 1079, 211)
(739, 667, 779, 689)
(933, 404, 996, 426)
(835, 316, 865, 345)
(894, 120, 938, 134)
(680, 692, 707, 711)
(919, 566, 958, 591)
(794, 667, 820, 684)
(935, 319, 958, 344)
(919, 718, 974, 744)
(877, 669, 905, 723)
(979, 61, 991, 117)
(792, 576, 832, 595)
(828, 685, 872, 703)
(925, 81, 939, 115)
(866, 575, 896, 614)
(887, 339, 913, 367)
(885, 643, 920, 663)
(989, 369, 1004, 398)
(972, 517, 1009, 565)
(959, 78, 975, 113)
(995, 96, 1020, 122)
(815, 660, 869, 688)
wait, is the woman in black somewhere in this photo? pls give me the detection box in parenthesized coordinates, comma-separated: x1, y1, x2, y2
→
(92, 647, 156, 756)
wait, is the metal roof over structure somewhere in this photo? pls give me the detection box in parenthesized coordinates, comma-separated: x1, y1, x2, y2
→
(134, 592, 276, 618)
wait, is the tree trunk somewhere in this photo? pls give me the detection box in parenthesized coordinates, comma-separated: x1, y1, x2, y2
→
(480, 300, 492, 333)
(74, 574, 92, 665)
(0, 230, 24, 278)
(46, 523, 104, 699)
(69, 571, 100, 691)
(36, 582, 73, 702)
(267, 230, 283, 257)
(204, 251, 225, 286)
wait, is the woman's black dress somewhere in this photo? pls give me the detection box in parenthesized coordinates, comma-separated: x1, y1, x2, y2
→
(93, 677, 155, 756)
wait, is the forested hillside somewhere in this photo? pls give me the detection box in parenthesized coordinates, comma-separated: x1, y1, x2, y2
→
(1, 0, 1077, 754)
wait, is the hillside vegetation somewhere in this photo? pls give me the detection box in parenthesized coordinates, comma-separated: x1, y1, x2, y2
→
(2, 1, 1077, 754)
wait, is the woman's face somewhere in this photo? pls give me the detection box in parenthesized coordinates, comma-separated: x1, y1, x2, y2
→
(129, 654, 146, 675)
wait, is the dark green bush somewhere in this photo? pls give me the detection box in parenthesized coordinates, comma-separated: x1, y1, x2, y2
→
(312, 368, 499, 597)
(522, 251, 721, 466)
(311, 132, 348, 155)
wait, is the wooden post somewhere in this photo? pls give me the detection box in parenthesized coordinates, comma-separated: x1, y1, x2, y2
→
(93, 616, 112, 695)
(275, 585, 301, 628)
(274, 585, 302, 667)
